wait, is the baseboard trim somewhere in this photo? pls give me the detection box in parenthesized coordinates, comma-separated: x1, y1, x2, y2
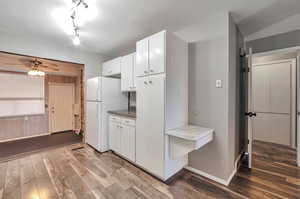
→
(185, 152, 243, 186)
(0, 133, 50, 143)
(185, 166, 229, 185)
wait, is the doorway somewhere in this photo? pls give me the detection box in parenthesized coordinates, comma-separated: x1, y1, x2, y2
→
(245, 48, 300, 168)
(49, 83, 75, 133)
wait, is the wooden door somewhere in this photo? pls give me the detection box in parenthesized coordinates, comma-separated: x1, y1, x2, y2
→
(136, 38, 149, 77)
(149, 31, 166, 75)
(49, 83, 75, 133)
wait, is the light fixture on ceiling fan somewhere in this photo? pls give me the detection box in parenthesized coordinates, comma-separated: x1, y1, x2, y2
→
(23, 58, 59, 76)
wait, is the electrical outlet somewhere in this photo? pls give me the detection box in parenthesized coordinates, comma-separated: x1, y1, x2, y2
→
(216, 80, 222, 88)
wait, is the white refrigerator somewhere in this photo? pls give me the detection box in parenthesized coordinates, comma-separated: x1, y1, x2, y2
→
(86, 77, 127, 152)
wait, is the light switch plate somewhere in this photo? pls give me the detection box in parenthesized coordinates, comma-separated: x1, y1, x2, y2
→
(216, 80, 222, 88)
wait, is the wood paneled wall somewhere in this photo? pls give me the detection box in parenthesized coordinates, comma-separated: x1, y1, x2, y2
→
(0, 52, 84, 142)
(0, 110, 48, 142)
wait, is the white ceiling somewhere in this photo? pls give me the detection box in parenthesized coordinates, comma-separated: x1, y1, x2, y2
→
(0, 0, 299, 57)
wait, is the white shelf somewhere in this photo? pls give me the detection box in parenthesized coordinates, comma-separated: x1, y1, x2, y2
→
(166, 125, 214, 159)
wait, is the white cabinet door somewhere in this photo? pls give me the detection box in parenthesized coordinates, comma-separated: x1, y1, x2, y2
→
(121, 124, 136, 162)
(136, 75, 165, 178)
(102, 61, 111, 76)
(149, 31, 166, 75)
(136, 38, 149, 77)
(121, 54, 134, 91)
(102, 58, 121, 76)
(109, 120, 121, 154)
(132, 53, 137, 88)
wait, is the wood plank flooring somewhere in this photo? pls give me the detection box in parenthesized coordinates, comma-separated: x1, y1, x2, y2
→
(0, 131, 82, 160)
(0, 140, 298, 199)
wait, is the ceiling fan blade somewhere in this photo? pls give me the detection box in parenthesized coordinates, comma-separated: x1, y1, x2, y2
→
(40, 65, 59, 71)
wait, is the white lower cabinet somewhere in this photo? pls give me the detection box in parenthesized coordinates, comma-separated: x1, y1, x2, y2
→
(109, 117, 121, 154)
(109, 115, 136, 162)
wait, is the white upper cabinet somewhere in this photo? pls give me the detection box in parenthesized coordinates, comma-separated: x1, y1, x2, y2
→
(133, 53, 137, 88)
(136, 38, 149, 77)
(121, 53, 136, 92)
(149, 31, 166, 75)
(136, 31, 166, 77)
(102, 57, 121, 77)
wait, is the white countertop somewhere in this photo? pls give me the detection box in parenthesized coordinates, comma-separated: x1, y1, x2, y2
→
(165, 125, 214, 141)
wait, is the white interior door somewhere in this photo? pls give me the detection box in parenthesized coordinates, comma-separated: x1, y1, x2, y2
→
(252, 60, 292, 146)
(297, 51, 300, 167)
(247, 48, 254, 168)
(49, 83, 74, 133)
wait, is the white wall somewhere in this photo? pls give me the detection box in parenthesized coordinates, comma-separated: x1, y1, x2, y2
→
(0, 31, 103, 79)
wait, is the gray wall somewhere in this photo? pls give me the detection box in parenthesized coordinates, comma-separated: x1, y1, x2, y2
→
(247, 29, 300, 54)
(229, 14, 245, 167)
(188, 13, 242, 181)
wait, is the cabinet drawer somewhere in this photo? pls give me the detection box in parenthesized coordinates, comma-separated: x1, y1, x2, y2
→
(109, 115, 121, 123)
(122, 118, 136, 126)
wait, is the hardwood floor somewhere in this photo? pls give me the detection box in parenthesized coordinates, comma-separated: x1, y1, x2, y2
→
(0, 140, 298, 199)
(229, 140, 300, 199)
(0, 131, 82, 161)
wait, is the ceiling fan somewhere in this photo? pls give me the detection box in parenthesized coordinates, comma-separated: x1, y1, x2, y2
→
(20, 58, 59, 76)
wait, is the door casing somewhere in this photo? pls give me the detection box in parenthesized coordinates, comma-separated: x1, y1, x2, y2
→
(245, 46, 300, 168)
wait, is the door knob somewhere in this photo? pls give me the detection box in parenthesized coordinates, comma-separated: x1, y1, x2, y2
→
(245, 112, 257, 117)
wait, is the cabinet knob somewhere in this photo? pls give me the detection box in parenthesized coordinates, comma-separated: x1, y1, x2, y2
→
(149, 81, 152, 84)
(144, 81, 148, 84)
(144, 71, 148, 74)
